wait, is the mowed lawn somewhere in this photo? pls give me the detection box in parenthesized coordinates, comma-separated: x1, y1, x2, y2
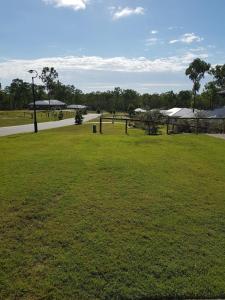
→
(0, 124, 225, 299)
(0, 110, 75, 127)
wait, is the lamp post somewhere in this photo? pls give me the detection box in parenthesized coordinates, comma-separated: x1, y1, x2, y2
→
(28, 70, 38, 133)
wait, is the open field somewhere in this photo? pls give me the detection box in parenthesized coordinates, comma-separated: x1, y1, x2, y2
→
(0, 110, 75, 127)
(0, 124, 225, 299)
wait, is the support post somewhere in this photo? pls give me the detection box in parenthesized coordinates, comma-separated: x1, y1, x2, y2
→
(125, 119, 128, 135)
(31, 76, 38, 133)
(167, 117, 169, 135)
(100, 116, 102, 134)
(148, 121, 151, 135)
(196, 118, 199, 135)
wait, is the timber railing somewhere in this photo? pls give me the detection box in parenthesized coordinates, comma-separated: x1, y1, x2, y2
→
(99, 115, 225, 135)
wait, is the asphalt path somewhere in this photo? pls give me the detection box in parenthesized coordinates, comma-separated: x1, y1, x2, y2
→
(207, 134, 225, 140)
(0, 113, 100, 137)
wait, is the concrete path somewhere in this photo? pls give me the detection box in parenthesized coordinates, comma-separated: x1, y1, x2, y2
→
(0, 113, 100, 137)
(207, 134, 225, 140)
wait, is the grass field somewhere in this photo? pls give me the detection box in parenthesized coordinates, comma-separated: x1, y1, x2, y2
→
(0, 123, 225, 299)
(0, 110, 75, 127)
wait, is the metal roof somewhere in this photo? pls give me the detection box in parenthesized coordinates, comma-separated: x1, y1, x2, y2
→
(165, 107, 182, 116)
(172, 108, 198, 118)
(29, 100, 66, 106)
(206, 106, 225, 118)
(67, 104, 87, 109)
(164, 107, 225, 118)
(217, 90, 225, 95)
(135, 108, 147, 113)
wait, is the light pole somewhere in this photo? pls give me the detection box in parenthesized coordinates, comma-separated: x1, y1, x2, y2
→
(28, 70, 38, 133)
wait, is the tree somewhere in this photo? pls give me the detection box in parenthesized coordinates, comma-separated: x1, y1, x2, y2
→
(7, 79, 31, 109)
(203, 81, 218, 109)
(161, 91, 177, 109)
(39, 67, 58, 109)
(75, 110, 83, 125)
(127, 103, 135, 117)
(139, 110, 163, 135)
(177, 90, 192, 108)
(209, 64, 225, 89)
(185, 58, 211, 112)
(122, 89, 139, 112)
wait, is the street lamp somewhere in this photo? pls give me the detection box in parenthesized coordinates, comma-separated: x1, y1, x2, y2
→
(28, 70, 38, 133)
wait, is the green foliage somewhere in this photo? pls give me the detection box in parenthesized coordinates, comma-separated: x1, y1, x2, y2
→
(137, 110, 163, 135)
(75, 110, 83, 125)
(0, 125, 225, 299)
(127, 103, 135, 117)
(186, 58, 211, 111)
(39, 67, 58, 99)
(58, 110, 64, 120)
(2, 59, 225, 112)
(209, 64, 225, 88)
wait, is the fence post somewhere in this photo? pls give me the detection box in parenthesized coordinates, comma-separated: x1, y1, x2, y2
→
(100, 116, 102, 134)
(196, 118, 199, 134)
(167, 117, 169, 135)
(125, 119, 128, 135)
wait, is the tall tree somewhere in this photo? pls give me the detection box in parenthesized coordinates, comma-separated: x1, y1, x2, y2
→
(39, 67, 58, 109)
(177, 90, 192, 108)
(185, 58, 210, 112)
(209, 64, 225, 89)
(7, 79, 31, 109)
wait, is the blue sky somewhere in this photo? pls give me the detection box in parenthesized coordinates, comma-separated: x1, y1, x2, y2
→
(0, 0, 225, 93)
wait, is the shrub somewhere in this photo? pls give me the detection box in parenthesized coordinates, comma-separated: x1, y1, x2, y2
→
(75, 110, 83, 125)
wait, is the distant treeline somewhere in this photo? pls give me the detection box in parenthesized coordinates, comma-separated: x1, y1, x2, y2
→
(0, 60, 225, 112)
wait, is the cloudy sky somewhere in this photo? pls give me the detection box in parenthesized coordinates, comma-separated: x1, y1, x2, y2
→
(0, 0, 225, 93)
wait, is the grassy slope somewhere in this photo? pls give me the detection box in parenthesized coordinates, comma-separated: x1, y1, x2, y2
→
(0, 124, 225, 299)
(0, 110, 75, 127)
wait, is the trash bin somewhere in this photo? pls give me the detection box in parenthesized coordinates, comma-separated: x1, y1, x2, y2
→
(93, 124, 97, 133)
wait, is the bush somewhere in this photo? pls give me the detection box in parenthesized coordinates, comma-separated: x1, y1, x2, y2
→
(136, 110, 163, 135)
(58, 111, 64, 120)
(75, 110, 83, 125)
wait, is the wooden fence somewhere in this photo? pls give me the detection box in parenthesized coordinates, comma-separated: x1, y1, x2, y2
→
(99, 116, 225, 135)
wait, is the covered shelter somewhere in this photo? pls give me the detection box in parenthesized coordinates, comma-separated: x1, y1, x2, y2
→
(171, 108, 199, 118)
(206, 106, 225, 118)
(28, 100, 67, 110)
(67, 104, 87, 110)
(135, 108, 147, 113)
(217, 90, 225, 96)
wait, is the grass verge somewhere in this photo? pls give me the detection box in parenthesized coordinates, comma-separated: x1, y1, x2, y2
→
(0, 124, 225, 299)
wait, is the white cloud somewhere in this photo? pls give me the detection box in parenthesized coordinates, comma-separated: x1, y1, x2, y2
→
(169, 33, 204, 44)
(208, 44, 216, 49)
(0, 52, 209, 82)
(189, 47, 206, 52)
(140, 83, 189, 87)
(145, 38, 159, 46)
(42, 0, 89, 10)
(169, 39, 179, 44)
(112, 6, 144, 20)
(168, 26, 183, 31)
(151, 30, 158, 34)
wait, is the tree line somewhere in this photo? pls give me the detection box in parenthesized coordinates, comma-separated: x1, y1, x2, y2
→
(0, 59, 225, 112)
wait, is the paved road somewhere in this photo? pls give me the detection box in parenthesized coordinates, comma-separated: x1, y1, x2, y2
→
(0, 114, 100, 137)
(207, 134, 225, 140)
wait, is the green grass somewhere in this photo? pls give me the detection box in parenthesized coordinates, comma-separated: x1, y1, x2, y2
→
(0, 110, 75, 127)
(0, 124, 225, 299)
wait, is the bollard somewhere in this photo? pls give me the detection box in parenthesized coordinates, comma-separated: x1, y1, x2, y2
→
(93, 124, 97, 133)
